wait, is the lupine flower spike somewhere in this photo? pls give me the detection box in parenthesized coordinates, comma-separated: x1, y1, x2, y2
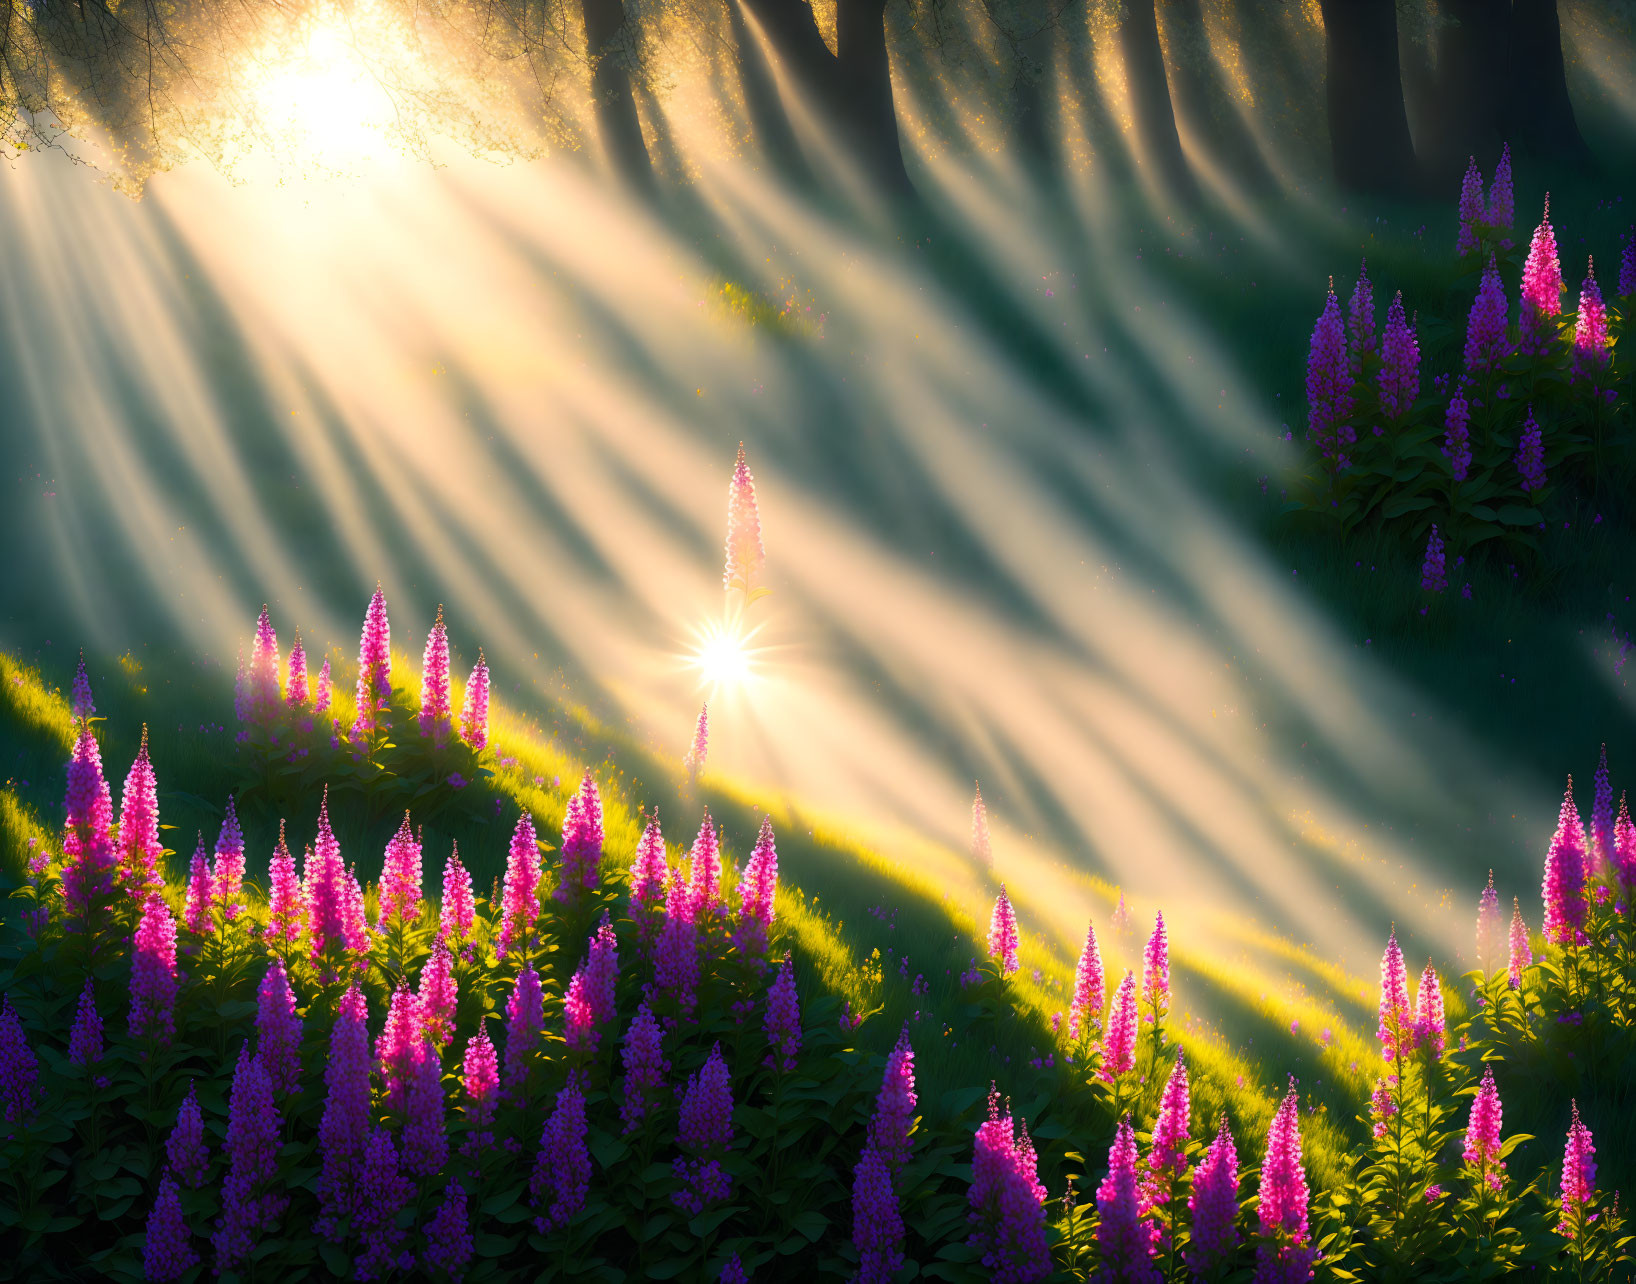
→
(71, 651, 95, 720)
(971, 781, 993, 871)
(497, 813, 542, 960)
(1068, 918, 1104, 1042)
(1421, 525, 1447, 593)
(351, 584, 392, 745)
(1257, 1079, 1314, 1283)
(1520, 197, 1563, 355)
(987, 885, 1020, 976)
(734, 815, 778, 957)
(129, 893, 179, 1041)
(143, 1172, 199, 1282)
(460, 650, 489, 751)
(1621, 227, 1636, 298)
(1590, 746, 1615, 877)
(618, 1001, 667, 1134)
(1378, 291, 1418, 420)
(68, 976, 104, 1074)
(1307, 280, 1354, 468)
(422, 1181, 473, 1281)
(1572, 261, 1610, 387)
(440, 842, 476, 955)
(1456, 156, 1484, 255)
(684, 808, 722, 920)
(684, 703, 708, 777)
(255, 959, 302, 1095)
(1347, 259, 1375, 370)
(967, 1089, 1050, 1282)
(673, 1044, 735, 1215)
(1095, 1115, 1159, 1283)
(314, 657, 333, 717)
(852, 1146, 905, 1284)
(1378, 929, 1411, 1063)
(1464, 1065, 1505, 1193)
(117, 726, 164, 901)
(248, 606, 281, 721)
(1187, 1115, 1239, 1276)
(167, 1082, 210, 1188)
(0, 994, 38, 1133)
(868, 1024, 917, 1171)
(1443, 381, 1472, 482)
(316, 985, 371, 1240)
(559, 772, 606, 900)
(763, 953, 801, 1073)
(1507, 898, 1531, 989)
(1560, 1102, 1597, 1238)
(1141, 911, 1170, 1028)
(1101, 971, 1138, 1083)
(1487, 143, 1513, 237)
(1614, 793, 1636, 894)
(267, 822, 305, 950)
(212, 1044, 286, 1270)
(1464, 255, 1509, 374)
(1475, 871, 1503, 975)
(1515, 406, 1547, 494)
(532, 1080, 591, 1231)
(378, 813, 422, 928)
(1542, 778, 1587, 945)
(1412, 961, 1445, 1057)
(286, 630, 309, 707)
(419, 606, 452, 744)
(724, 442, 767, 598)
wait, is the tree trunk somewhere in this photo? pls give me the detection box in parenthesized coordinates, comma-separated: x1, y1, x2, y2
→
(739, 0, 913, 200)
(1507, 0, 1591, 164)
(1117, 0, 1196, 202)
(1317, 0, 1419, 195)
(726, 0, 813, 188)
(1429, 0, 1509, 174)
(1157, 0, 1274, 192)
(582, 0, 655, 190)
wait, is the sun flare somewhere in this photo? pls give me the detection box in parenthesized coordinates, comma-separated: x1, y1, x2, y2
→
(689, 617, 761, 690)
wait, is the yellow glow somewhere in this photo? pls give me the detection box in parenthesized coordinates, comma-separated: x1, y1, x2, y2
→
(690, 617, 759, 690)
(245, 6, 401, 171)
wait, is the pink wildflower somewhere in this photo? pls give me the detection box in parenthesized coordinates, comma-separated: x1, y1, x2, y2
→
(684, 703, 708, 776)
(558, 772, 605, 900)
(459, 650, 488, 751)
(987, 885, 1020, 976)
(212, 795, 246, 921)
(734, 815, 778, 957)
(117, 725, 164, 901)
(377, 813, 422, 927)
(418, 940, 458, 1047)
(129, 893, 179, 1041)
(1560, 1102, 1597, 1236)
(1508, 898, 1531, 988)
(351, 584, 392, 745)
(1149, 1049, 1191, 1184)
(418, 606, 452, 744)
(629, 811, 670, 930)
(286, 630, 309, 707)
(1140, 911, 1170, 1023)
(1068, 918, 1104, 1042)
(1614, 793, 1636, 894)
(1464, 1065, 1505, 1192)
(1412, 960, 1445, 1058)
(1378, 929, 1412, 1063)
(1572, 261, 1610, 386)
(70, 651, 95, 719)
(655, 871, 700, 1018)
(439, 842, 476, 952)
(1256, 1080, 1313, 1282)
(724, 442, 766, 596)
(1519, 197, 1563, 355)
(377, 984, 427, 1110)
(684, 809, 722, 921)
(496, 813, 542, 960)
(313, 657, 333, 717)
(971, 781, 993, 871)
(248, 606, 281, 722)
(1095, 1115, 1159, 1283)
(1476, 871, 1503, 975)
(266, 822, 305, 949)
(1101, 971, 1138, 1082)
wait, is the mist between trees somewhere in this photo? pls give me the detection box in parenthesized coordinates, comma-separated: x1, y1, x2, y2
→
(0, 0, 1624, 205)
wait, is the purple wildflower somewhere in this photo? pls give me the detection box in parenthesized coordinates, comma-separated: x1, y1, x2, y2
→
(1187, 1116, 1240, 1276)
(316, 985, 372, 1238)
(68, 976, 103, 1072)
(1590, 746, 1614, 876)
(423, 1180, 473, 1282)
(1421, 525, 1447, 593)
(1572, 261, 1610, 385)
(629, 811, 670, 934)
(255, 959, 303, 1095)
(403, 1038, 449, 1177)
(70, 651, 94, 719)
(684, 702, 708, 776)
(867, 1024, 917, 1171)
(502, 961, 544, 1098)
(314, 657, 333, 717)
(1307, 281, 1355, 467)
(1457, 157, 1484, 255)
(619, 1001, 668, 1134)
(1443, 383, 1472, 481)
(1347, 259, 1375, 369)
(1508, 898, 1531, 989)
(213, 1044, 286, 1271)
(763, 952, 801, 1072)
(167, 1082, 210, 1188)
(143, 1172, 199, 1281)
(1464, 255, 1510, 374)
(286, 629, 309, 707)
(248, 606, 281, 723)
(267, 822, 305, 949)
(1621, 228, 1636, 298)
(733, 814, 778, 957)
(558, 771, 605, 901)
(1377, 292, 1418, 420)
(354, 1127, 415, 1281)
(852, 1147, 905, 1284)
(1095, 1115, 1159, 1283)
(1487, 144, 1513, 234)
(1476, 871, 1503, 975)
(673, 1044, 735, 1214)
(531, 1080, 592, 1233)
(212, 794, 246, 922)
(1, 994, 39, 1132)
